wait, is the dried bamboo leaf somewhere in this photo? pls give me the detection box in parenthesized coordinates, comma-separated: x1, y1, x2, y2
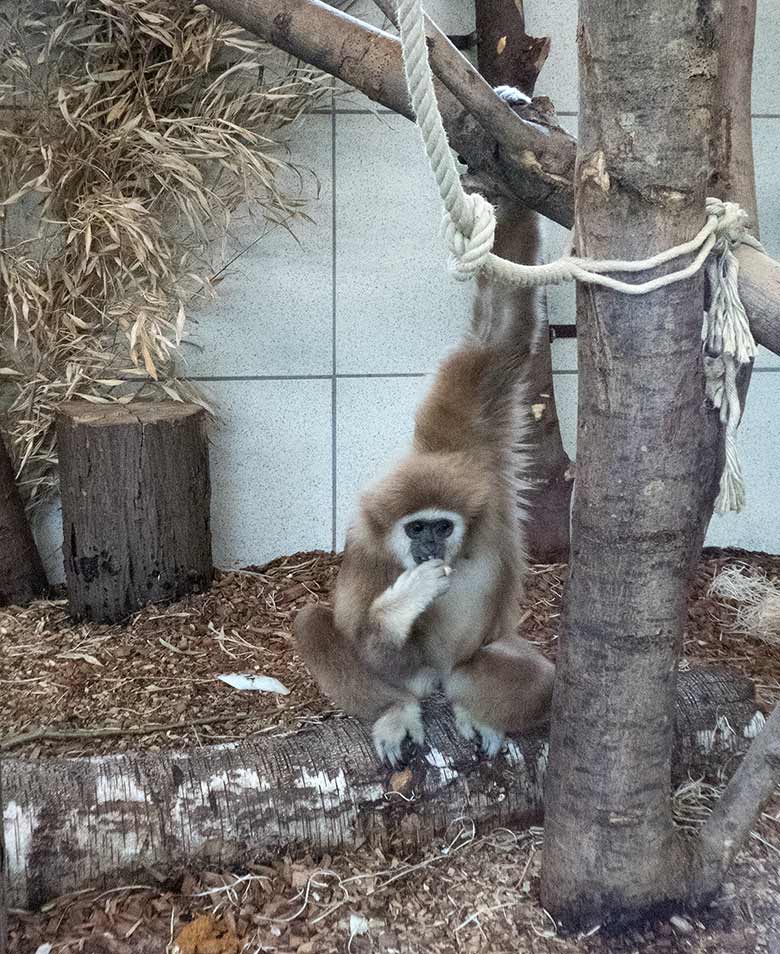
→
(0, 0, 329, 506)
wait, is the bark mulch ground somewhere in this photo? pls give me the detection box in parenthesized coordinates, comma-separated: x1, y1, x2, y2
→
(3, 546, 780, 953)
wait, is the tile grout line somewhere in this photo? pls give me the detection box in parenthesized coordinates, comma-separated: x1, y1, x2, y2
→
(331, 95, 338, 552)
(310, 107, 780, 119)
(186, 366, 780, 382)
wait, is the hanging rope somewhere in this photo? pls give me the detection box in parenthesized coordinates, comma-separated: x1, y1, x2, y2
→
(395, 0, 764, 513)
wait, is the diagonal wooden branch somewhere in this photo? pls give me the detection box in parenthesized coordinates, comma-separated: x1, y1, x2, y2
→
(201, 0, 780, 358)
(691, 704, 780, 903)
(209, 0, 576, 223)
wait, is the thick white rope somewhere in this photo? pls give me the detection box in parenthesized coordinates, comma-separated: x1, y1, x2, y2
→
(396, 0, 764, 513)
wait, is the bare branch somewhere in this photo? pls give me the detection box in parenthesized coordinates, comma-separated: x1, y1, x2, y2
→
(203, 0, 576, 225)
(737, 244, 780, 356)
(710, 0, 759, 231)
(692, 704, 780, 903)
(200, 0, 780, 359)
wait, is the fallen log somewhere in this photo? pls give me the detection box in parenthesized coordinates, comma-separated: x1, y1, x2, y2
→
(201, 0, 780, 359)
(2, 668, 763, 909)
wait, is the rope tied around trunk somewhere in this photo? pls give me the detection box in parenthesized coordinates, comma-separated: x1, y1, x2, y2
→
(396, 0, 765, 513)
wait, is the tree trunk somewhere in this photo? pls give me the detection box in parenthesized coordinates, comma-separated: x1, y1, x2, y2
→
(474, 204, 574, 562)
(695, 0, 760, 549)
(0, 434, 47, 606)
(541, 0, 720, 928)
(475, 0, 550, 96)
(710, 0, 759, 232)
(473, 0, 573, 563)
(1, 670, 762, 910)
(57, 402, 213, 623)
(201, 0, 780, 360)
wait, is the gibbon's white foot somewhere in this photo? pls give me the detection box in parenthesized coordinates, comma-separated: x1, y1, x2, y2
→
(453, 704, 506, 758)
(372, 701, 425, 767)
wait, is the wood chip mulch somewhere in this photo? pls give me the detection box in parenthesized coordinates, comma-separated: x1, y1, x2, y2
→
(3, 546, 780, 953)
(1, 547, 780, 757)
(7, 799, 780, 954)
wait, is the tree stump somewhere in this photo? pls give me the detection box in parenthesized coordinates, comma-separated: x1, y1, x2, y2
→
(57, 402, 212, 622)
(0, 434, 47, 606)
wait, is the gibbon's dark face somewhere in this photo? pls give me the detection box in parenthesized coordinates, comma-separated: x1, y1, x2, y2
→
(404, 517, 454, 564)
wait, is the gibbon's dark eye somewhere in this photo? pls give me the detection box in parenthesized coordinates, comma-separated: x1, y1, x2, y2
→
(405, 520, 426, 538)
(434, 519, 454, 538)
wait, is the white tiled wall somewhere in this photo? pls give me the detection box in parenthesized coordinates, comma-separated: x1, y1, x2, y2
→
(33, 0, 780, 581)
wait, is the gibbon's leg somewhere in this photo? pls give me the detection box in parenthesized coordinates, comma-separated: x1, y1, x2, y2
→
(293, 604, 425, 766)
(444, 635, 555, 757)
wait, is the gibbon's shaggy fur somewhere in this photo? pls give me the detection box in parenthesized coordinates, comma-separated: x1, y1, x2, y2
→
(295, 147, 553, 764)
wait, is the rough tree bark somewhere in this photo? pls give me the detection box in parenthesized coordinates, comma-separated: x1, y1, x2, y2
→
(710, 0, 760, 232)
(57, 403, 213, 623)
(475, 0, 550, 94)
(0, 434, 47, 606)
(696, 0, 760, 549)
(201, 0, 780, 360)
(541, 0, 780, 928)
(1, 671, 763, 910)
(474, 0, 573, 562)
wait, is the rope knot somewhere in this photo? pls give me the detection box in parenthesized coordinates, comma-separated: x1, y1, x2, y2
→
(442, 192, 496, 280)
(707, 197, 751, 253)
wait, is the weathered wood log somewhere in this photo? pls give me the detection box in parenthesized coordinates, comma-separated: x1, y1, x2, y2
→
(202, 0, 780, 360)
(0, 434, 47, 606)
(57, 402, 212, 622)
(1, 669, 763, 910)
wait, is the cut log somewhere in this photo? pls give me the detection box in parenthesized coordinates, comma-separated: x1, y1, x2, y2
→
(0, 434, 47, 606)
(1, 668, 763, 910)
(57, 402, 212, 622)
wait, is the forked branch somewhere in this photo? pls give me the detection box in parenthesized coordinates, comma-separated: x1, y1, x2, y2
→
(201, 0, 780, 358)
(691, 705, 780, 903)
(204, 0, 575, 223)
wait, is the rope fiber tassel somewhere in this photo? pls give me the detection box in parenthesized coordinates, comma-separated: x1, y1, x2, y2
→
(395, 0, 764, 512)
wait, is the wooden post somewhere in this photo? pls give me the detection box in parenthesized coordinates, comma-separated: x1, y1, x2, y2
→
(0, 434, 47, 606)
(57, 402, 213, 622)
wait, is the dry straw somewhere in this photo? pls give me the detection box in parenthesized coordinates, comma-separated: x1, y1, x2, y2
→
(710, 563, 780, 646)
(0, 0, 330, 507)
